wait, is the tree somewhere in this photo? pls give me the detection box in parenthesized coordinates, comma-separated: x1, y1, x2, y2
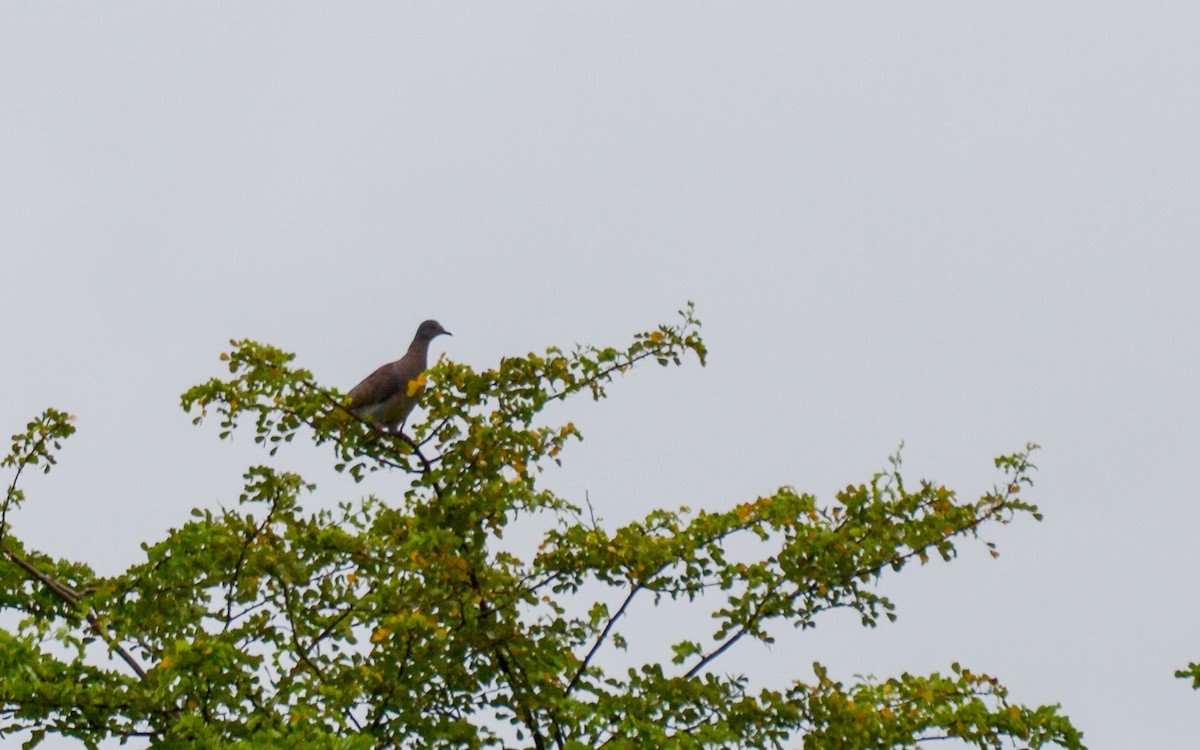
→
(1, 306, 1083, 749)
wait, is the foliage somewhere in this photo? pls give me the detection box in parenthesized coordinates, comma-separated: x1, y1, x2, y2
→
(1176, 663, 1200, 690)
(0, 305, 1083, 748)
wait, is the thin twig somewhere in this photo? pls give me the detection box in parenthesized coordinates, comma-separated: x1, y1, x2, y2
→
(566, 584, 642, 693)
(1, 430, 50, 548)
(223, 494, 283, 629)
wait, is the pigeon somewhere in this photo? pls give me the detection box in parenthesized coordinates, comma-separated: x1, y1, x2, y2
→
(344, 319, 451, 433)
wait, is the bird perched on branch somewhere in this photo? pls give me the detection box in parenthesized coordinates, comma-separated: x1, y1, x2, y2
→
(340, 319, 451, 434)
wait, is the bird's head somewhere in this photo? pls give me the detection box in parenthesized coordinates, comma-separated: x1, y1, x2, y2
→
(415, 319, 452, 341)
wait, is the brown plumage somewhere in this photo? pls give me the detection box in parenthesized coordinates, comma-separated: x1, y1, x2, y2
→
(346, 319, 451, 432)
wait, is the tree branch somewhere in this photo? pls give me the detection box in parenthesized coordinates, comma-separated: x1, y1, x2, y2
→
(683, 495, 1019, 679)
(3, 548, 148, 680)
(567, 583, 642, 693)
(278, 581, 364, 732)
(223, 492, 284, 629)
(1, 428, 51, 548)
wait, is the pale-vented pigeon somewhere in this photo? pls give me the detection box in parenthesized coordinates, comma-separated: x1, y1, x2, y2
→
(345, 319, 451, 432)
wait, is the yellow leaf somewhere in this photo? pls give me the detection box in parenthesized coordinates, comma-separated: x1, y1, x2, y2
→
(406, 373, 428, 397)
(371, 627, 391, 643)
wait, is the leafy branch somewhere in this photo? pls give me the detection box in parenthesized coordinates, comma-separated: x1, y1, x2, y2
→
(0, 306, 1084, 749)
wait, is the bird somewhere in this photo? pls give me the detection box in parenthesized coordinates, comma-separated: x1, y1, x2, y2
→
(342, 319, 451, 434)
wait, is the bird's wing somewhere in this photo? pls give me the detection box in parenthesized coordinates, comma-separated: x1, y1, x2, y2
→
(347, 361, 406, 411)
(348, 350, 429, 407)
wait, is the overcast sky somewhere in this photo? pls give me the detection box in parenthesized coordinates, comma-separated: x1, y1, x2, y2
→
(3, 4, 1199, 748)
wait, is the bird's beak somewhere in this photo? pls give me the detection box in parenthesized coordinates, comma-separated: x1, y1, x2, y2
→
(442, 330, 453, 337)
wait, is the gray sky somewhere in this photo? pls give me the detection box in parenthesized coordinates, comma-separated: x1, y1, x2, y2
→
(3, 4, 1198, 747)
